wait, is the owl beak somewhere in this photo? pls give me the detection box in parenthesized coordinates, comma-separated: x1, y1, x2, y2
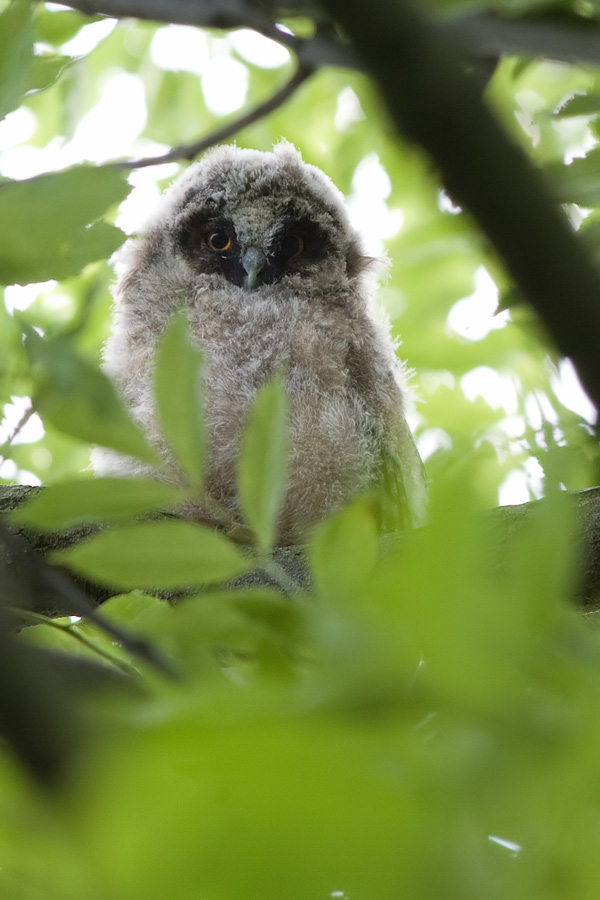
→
(242, 248, 266, 291)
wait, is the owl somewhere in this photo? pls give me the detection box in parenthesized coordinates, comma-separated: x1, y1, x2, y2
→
(93, 143, 426, 544)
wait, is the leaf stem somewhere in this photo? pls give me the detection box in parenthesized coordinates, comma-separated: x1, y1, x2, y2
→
(9, 607, 136, 676)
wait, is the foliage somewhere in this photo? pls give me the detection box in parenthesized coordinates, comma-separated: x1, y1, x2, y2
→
(2, 0, 600, 898)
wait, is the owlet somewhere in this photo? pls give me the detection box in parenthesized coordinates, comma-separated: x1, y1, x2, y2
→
(93, 143, 426, 544)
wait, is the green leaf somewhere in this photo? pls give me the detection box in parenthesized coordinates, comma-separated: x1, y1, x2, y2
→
(546, 148, 600, 207)
(24, 329, 159, 464)
(27, 53, 72, 93)
(10, 477, 184, 531)
(154, 312, 205, 486)
(554, 92, 600, 118)
(310, 499, 378, 600)
(0, 0, 33, 121)
(237, 377, 288, 551)
(50, 520, 252, 589)
(34, 7, 97, 46)
(0, 166, 128, 285)
(99, 590, 170, 627)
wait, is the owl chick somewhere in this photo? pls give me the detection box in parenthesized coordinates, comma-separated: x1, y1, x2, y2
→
(93, 143, 426, 544)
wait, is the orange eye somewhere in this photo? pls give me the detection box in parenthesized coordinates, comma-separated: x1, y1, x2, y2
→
(281, 235, 304, 258)
(206, 231, 232, 252)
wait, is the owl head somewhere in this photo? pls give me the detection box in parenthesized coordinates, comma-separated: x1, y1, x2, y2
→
(139, 142, 372, 294)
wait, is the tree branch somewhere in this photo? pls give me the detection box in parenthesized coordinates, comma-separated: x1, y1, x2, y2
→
(62, 0, 600, 73)
(63, 0, 361, 70)
(321, 0, 600, 419)
(3, 484, 600, 607)
(446, 11, 600, 68)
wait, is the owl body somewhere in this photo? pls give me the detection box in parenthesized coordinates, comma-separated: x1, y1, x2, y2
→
(95, 144, 425, 543)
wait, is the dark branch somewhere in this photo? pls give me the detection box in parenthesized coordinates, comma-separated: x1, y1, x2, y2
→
(321, 0, 600, 419)
(113, 65, 314, 170)
(447, 11, 600, 68)
(0, 519, 178, 678)
(62, 0, 600, 73)
(63, 0, 361, 70)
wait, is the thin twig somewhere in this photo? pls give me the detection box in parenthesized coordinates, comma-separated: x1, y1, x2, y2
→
(0, 402, 34, 466)
(111, 65, 313, 171)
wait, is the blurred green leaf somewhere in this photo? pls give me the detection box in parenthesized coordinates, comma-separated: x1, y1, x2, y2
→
(154, 312, 205, 486)
(546, 148, 600, 206)
(50, 520, 252, 588)
(554, 91, 600, 118)
(34, 6, 96, 46)
(238, 377, 288, 551)
(0, 0, 33, 120)
(0, 167, 128, 285)
(311, 499, 378, 600)
(10, 477, 184, 531)
(27, 53, 72, 93)
(24, 328, 159, 464)
(100, 590, 170, 627)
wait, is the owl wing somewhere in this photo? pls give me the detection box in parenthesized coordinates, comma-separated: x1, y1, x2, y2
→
(377, 412, 428, 532)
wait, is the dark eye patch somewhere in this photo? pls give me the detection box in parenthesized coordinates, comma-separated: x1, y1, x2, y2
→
(269, 218, 331, 275)
(173, 211, 246, 285)
(174, 211, 234, 255)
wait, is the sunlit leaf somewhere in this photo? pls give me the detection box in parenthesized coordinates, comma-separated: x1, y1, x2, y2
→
(0, 0, 33, 120)
(10, 477, 184, 530)
(50, 520, 252, 588)
(238, 377, 288, 550)
(154, 312, 205, 486)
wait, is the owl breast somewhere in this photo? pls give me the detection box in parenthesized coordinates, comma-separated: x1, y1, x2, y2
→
(185, 280, 378, 542)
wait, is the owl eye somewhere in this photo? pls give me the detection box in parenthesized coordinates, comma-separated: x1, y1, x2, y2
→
(281, 234, 304, 259)
(206, 231, 232, 252)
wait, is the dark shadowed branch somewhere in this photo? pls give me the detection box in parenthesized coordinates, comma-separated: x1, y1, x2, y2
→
(63, 0, 600, 71)
(445, 11, 600, 68)
(321, 0, 600, 419)
(0, 518, 178, 678)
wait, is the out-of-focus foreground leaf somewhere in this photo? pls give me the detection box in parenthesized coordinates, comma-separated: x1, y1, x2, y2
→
(0, 167, 128, 285)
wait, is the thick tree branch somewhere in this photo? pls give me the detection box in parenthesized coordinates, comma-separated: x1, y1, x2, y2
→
(446, 12, 600, 68)
(63, 0, 600, 72)
(64, 0, 361, 70)
(321, 0, 600, 419)
(3, 484, 600, 606)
